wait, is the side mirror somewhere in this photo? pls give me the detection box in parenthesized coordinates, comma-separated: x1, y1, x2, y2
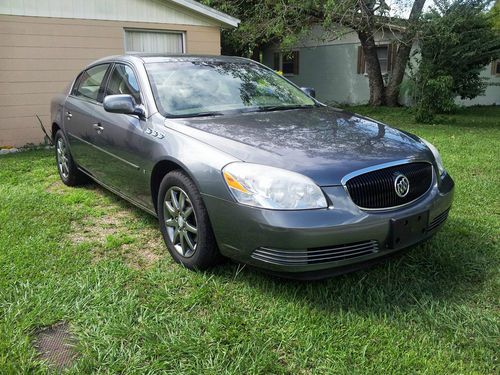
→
(103, 94, 145, 119)
(300, 87, 316, 98)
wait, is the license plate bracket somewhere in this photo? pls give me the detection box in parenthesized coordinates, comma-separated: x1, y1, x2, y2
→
(389, 211, 429, 249)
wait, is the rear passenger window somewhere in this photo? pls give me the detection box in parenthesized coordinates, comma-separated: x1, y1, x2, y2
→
(105, 64, 142, 104)
(73, 64, 110, 102)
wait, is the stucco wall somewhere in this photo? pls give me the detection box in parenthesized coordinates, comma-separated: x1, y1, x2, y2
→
(263, 43, 371, 105)
(455, 67, 500, 106)
(0, 14, 221, 147)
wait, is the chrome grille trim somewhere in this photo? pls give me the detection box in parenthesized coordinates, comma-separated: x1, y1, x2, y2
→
(252, 240, 379, 266)
(427, 208, 450, 232)
(343, 161, 434, 210)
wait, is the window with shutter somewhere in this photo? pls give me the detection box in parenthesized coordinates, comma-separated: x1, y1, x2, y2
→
(492, 60, 500, 76)
(357, 44, 395, 75)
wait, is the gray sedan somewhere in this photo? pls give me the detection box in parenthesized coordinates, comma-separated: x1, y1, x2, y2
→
(50, 54, 454, 279)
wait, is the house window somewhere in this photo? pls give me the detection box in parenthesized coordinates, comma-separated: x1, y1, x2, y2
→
(492, 60, 500, 76)
(125, 29, 184, 54)
(357, 44, 395, 75)
(375, 46, 389, 73)
(273, 51, 300, 75)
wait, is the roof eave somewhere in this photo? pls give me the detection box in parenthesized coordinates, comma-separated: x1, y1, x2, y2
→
(169, 0, 240, 28)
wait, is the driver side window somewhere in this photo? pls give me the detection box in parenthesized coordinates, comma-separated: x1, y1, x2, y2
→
(105, 64, 142, 104)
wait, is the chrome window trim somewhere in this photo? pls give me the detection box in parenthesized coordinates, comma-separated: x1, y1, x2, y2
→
(68, 60, 151, 119)
(341, 159, 435, 212)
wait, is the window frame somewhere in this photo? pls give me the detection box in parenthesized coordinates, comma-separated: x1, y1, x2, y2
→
(492, 60, 500, 77)
(70, 63, 112, 104)
(124, 28, 186, 54)
(372, 45, 389, 74)
(103, 62, 144, 105)
(273, 51, 300, 76)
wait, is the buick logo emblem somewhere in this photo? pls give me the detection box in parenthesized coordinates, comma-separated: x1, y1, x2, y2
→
(394, 174, 410, 198)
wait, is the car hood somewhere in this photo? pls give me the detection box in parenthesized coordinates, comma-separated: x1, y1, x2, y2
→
(165, 106, 432, 186)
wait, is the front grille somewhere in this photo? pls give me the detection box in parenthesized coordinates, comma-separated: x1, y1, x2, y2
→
(427, 208, 450, 232)
(252, 240, 379, 266)
(345, 162, 433, 209)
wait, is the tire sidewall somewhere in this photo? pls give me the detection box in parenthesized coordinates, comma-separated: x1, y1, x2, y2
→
(157, 170, 219, 270)
(54, 130, 74, 185)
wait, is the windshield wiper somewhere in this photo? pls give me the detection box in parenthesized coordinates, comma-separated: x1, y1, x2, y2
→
(253, 105, 316, 113)
(166, 111, 224, 118)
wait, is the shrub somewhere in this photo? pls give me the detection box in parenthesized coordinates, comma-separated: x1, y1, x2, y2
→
(412, 0, 500, 122)
(415, 75, 456, 122)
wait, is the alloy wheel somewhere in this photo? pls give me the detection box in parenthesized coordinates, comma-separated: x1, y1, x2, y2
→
(163, 186, 198, 258)
(56, 137, 70, 179)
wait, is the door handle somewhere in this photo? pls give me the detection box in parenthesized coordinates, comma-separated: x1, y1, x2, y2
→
(66, 111, 72, 119)
(93, 123, 104, 134)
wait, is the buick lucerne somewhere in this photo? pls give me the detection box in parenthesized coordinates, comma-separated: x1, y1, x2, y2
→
(50, 54, 454, 279)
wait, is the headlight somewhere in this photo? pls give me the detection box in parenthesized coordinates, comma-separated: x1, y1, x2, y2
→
(421, 138, 446, 177)
(222, 162, 328, 210)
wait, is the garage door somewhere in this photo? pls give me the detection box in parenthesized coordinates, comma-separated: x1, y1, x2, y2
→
(125, 30, 184, 54)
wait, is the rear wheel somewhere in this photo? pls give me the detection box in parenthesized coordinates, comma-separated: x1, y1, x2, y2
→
(54, 130, 87, 186)
(157, 170, 222, 270)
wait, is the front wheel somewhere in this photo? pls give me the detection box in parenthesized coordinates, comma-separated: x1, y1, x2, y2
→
(157, 170, 222, 270)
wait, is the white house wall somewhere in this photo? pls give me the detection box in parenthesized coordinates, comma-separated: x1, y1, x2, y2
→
(0, 0, 218, 27)
(455, 68, 500, 106)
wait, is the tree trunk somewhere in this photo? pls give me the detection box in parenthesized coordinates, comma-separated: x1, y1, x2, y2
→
(385, 0, 427, 106)
(385, 43, 412, 106)
(358, 30, 386, 106)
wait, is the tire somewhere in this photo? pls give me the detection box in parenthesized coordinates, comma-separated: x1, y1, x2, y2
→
(157, 170, 222, 270)
(54, 129, 87, 186)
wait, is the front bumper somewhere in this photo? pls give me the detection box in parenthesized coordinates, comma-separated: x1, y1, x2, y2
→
(203, 174, 454, 279)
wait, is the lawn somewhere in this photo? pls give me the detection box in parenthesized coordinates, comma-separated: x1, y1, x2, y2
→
(0, 106, 499, 374)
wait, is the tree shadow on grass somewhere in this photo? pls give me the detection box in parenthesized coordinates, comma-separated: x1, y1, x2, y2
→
(80, 183, 156, 223)
(79, 183, 496, 315)
(211, 217, 497, 316)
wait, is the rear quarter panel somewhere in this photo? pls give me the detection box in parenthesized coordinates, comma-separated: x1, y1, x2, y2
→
(50, 94, 67, 131)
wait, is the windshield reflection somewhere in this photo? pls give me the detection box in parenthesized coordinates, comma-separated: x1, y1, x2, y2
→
(146, 60, 315, 117)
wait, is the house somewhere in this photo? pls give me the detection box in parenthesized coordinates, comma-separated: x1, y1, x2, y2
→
(262, 25, 500, 106)
(0, 0, 239, 147)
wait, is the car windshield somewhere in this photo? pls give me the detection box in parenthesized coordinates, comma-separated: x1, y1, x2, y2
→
(145, 60, 316, 117)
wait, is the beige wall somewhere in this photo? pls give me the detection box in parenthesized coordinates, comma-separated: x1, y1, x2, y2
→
(0, 14, 222, 147)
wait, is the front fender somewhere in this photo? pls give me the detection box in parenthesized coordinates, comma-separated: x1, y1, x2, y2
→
(148, 122, 239, 203)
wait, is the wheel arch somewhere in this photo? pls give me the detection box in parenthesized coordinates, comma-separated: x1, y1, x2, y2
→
(150, 158, 202, 214)
(52, 122, 61, 140)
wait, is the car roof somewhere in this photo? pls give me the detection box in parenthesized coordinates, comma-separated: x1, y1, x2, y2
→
(89, 54, 253, 67)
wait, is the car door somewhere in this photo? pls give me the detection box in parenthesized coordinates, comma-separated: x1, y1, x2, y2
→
(64, 64, 112, 177)
(93, 63, 151, 204)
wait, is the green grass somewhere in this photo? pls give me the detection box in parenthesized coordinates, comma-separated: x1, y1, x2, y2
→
(0, 106, 499, 374)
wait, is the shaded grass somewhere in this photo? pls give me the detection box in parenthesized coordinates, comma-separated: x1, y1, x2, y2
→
(0, 106, 498, 373)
